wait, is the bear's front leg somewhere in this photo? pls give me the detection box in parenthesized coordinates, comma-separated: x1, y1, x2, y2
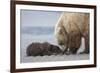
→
(79, 36, 89, 54)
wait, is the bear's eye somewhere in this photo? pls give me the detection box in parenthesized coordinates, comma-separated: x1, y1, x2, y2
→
(58, 29, 62, 34)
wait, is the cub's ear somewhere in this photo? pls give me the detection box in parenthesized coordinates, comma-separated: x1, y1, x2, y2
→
(48, 45, 53, 52)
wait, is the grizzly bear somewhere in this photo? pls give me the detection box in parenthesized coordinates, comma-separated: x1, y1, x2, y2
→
(26, 42, 62, 56)
(55, 12, 89, 54)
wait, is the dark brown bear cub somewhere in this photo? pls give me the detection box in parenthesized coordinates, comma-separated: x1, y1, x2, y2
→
(26, 42, 62, 56)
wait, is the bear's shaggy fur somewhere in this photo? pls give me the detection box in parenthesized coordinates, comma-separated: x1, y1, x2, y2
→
(26, 42, 62, 56)
(55, 12, 89, 54)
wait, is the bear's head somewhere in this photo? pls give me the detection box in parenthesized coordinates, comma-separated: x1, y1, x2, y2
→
(56, 27, 69, 52)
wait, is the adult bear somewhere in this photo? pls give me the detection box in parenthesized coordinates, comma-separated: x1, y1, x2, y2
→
(26, 42, 62, 56)
(55, 12, 89, 54)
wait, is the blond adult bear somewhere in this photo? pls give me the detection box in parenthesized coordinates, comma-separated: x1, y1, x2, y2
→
(55, 12, 89, 54)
